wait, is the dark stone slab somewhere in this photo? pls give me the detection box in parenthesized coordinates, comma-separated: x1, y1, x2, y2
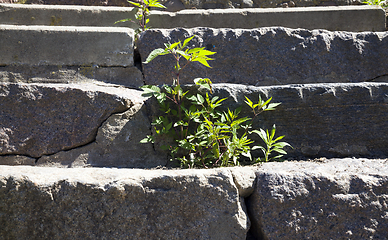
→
(138, 27, 388, 86)
(210, 82, 388, 159)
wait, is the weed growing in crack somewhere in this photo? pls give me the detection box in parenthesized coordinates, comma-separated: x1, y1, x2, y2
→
(115, 0, 166, 41)
(140, 35, 292, 168)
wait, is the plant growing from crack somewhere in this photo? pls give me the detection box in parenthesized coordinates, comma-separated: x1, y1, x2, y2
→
(115, 0, 166, 41)
(140, 36, 291, 168)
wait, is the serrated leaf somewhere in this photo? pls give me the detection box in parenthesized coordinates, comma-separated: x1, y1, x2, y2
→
(194, 58, 213, 68)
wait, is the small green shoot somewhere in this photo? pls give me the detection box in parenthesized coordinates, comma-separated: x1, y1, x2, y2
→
(114, 0, 166, 40)
(252, 124, 292, 162)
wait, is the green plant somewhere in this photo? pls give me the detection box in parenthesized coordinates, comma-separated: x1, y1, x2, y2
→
(114, 0, 166, 40)
(252, 124, 292, 162)
(363, 0, 387, 7)
(141, 36, 291, 168)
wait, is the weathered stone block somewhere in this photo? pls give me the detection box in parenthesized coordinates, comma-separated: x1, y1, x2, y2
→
(36, 103, 166, 168)
(0, 65, 144, 88)
(6, 0, 366, 8)
(0, 82, 145, 158)
(138, 27, 388, 86)
(247, 158, 388, 239)
(2, 4, 384, 31)
(0, 25, 134, 67)
(210, 82, 388, 159)
(0, 166, 253, 239)
(148, 6, 386, 31)
(150, 82, 388, 160)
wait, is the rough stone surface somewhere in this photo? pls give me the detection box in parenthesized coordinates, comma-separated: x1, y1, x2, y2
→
(0, 25, 134, 67)
(6, 0, 365, 8)
(0, 155, 35, 165)
(0, 4, 139, 28)
(210, 82, 388, 159)
(2, 4, 384, 32)
(36, 103, 167, 168)
(0, 65, 144, 88)
(247, 158, 388, 239)
(151, 82, 388, 160)
(147, 7, 386, 31)
(0, 82, 145, 158)
(138, 27, 388, 86)
(0, 165, 251, 239)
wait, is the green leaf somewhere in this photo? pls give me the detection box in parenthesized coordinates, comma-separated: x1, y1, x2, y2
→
(140, 135, 155, 143)
(149, 2, 166, 8)
(144, 48, 169, 64)
(273, 142, 292, 148)
(272, 148, 287, 155)
(182, 36, 195, 48)
(197, 94, 205, 104)
(273, 135, 285, 142)
(140, 85, 161, 98)
(169, 41, 180, 50)
(244, 96, 254, 108)
(266, 103, 281, 111)
(114, 18, 132, 24)
(193, 57, 213, 68)
(128, 0, 142, 7)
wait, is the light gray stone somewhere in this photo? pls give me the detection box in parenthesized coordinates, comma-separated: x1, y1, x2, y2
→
(246, 158, 388, 239)
(1, 4, 385, 31)
(230, 167, 257, 198)
(0, 165, 250, 239)
(0, 65, 144, 88)
(0, 155, 36, 165)
(148, 6, 386, 31)
(0, 4, 139, 28)
(0, 24, 134, 67)
(173, 0, 364, 8)
(0, 0, 367, 8)
(0, 82, 146, 158)
(36, 103, 167, 168)
(138, 27, 388, 86)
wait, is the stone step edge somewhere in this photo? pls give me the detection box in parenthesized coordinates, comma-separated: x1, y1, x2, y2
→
(0, 24, 134, 67)
(0, 4, 386, 32)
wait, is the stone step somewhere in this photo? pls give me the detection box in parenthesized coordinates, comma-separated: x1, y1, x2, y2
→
(1, 158, 387, 239)
(138, 27, 388, 86)
(0, 24, 134, 67)
(1, 82, 387, 169)
(0, 3, 385, 31)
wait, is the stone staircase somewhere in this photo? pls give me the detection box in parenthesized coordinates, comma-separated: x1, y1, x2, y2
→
(1, 3, 388, 239)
